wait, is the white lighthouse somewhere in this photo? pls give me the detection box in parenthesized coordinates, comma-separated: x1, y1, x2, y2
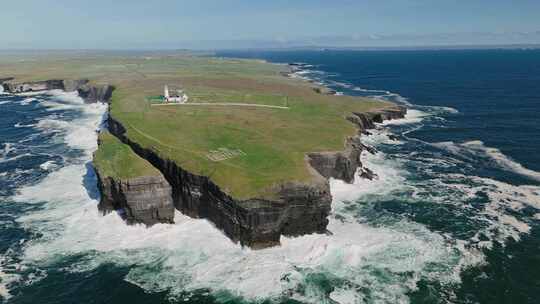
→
(164, 85, 170, 100)
(164, 85, 188, 103)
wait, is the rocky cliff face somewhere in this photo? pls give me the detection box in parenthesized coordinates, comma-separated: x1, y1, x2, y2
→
(77, 84, 115, 103)
(107, 105, 406, 248)
(308, 106, 406, 183)
(96, 172, 175, 225)
(1, 78, 114, 103)
(107, 117, 331, 248)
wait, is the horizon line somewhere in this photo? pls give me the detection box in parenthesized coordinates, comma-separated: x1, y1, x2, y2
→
(1, 43, 540, 53)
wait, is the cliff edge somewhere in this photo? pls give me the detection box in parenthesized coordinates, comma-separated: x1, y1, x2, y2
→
(93, 132, 175, 225)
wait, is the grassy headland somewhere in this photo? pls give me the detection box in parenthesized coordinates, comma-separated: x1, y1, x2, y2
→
(0, 51, 393, 199)
(94, 132, 160, 179)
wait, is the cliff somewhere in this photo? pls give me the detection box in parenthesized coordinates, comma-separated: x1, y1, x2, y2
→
(107, 105, 406, 248)
(107, 117, 332, 247)
(307, 107, 406, 182)
(1, 79, 114, 103)
(93, 132, 175, 226)
(96, 173, 175, 225)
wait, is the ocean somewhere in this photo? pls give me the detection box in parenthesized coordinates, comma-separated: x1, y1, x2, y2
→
(1, 49, 539, 303)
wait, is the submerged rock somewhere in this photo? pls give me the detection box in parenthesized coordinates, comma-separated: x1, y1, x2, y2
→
(388, 134, 400, 141)
(359, 167, 378, 180)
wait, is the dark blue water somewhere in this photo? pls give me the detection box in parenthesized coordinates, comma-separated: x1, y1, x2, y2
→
(217, 49, 540, 303)
(2, 50, 540, 304)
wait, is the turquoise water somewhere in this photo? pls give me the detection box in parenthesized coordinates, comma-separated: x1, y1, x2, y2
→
(1, 50, 539, 303)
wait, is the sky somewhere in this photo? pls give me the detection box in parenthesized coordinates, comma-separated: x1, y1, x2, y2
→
(1, 0, 539, 49)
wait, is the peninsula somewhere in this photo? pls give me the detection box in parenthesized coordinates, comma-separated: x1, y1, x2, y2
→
(0, 51, 405, 248)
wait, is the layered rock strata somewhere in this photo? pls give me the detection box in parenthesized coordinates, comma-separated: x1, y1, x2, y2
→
(96, 173, 175, 225)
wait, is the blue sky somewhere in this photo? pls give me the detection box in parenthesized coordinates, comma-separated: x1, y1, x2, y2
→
(1, 0, 539, 49)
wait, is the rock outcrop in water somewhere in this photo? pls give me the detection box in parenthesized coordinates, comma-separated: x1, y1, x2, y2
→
(1, 78, 114, 103)
(96, 173, 175, 225)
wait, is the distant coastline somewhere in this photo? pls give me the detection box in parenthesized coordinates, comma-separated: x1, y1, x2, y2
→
(211, 43, 540, 53)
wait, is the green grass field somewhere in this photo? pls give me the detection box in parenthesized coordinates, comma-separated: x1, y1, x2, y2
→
(1, 51, 394, 199)
(93, 132, 160, 179)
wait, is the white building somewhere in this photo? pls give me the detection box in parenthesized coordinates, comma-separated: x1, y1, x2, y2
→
(164, 85, 188, 103)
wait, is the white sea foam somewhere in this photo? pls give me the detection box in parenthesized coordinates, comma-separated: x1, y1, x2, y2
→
(12, 142, 460, 303)
(433, 140, 540, 182)
(34, 92, 107, 153)
(463, 141, 540, 181)
(353, 87, 392, 94)
(14, 122, 35, 128)
(331, 151, 408, 204)
(0, 153, 33, 164)
(424, 105, 459, 114)
(39, 161, 57, 171)
(395, 137, 539, 246)
(0, 142, 32, 164)
(351, 85, 459, 117)
(462, 175, 540, 244)
(0, 264, 18, 300)
(19, 98, 36, 105)
(1, 143, 16, 158)
(329, 288, 364, 304)
(356, 125, 539, 266)
(16, 180, 458, 303)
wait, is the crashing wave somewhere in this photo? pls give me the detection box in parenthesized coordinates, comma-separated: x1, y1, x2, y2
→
(433, 140, 540, 182)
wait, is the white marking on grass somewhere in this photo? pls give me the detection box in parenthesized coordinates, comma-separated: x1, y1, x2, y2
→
(206, 148, 246, 162)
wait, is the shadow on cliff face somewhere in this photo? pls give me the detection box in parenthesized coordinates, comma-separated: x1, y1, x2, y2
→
(82, 161, 100, 201)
